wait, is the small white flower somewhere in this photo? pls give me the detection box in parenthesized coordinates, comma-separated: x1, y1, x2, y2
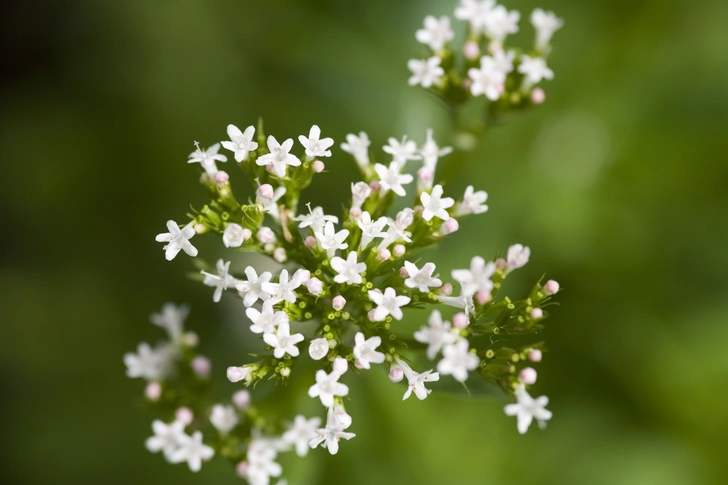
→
(452, 256, 496, 296)
(308, 338, 330, 361)
(155, 221, 198, 261)
(258, 186, 287, 221)
(518, 55, 554, 85)
(246, 439, 283, 485)
(283, 415, 321, 457)
(223, 223, 247, 248)
(383, 136, 421, 165)
(314, 221, 349, 258)
(531, 9, 563, 51)
(246, 300, 288, 335)
(420, 184, 455, 221)
(201, 259, 237, 303)
(483, 4, 520, 43)
(454, 185, 489, 216)
(504, 387, 553, 434)
(414, 310, 459, 360)
(341, 132, 371, 169)
(353, 332, 385, 369)
(150, 303, 189, 342)
(454, 0, 494, 34)
(221, 124, 258, 162)
(308, 369, 349, 407)
(407, 56, 445, 88)
(395, 358, 440, 401)
(416, 15, 454, 51)
(374, 162, 414, 197)
(263, 321, 305, 358)
(492, 48, 515, 75)
(168, 431, 214, 472)
(420, 129, 453, 170)
(146, 420, 186, 461)
(378, 208, 414, 249)
(506, 244, 531, 271)
(437, 339, 479, 382)
(468, 56, 506, 100)
(262, 269, 302, 304)
(403, 261, 442, 292)
(309, 406, 356, 455)
(330, 251, 367, 285)
(256, 136, 301, 177)
(124, 342, 175, 381)
(368, 287, 411, 321)
(295, 205, 339, 234)
(298, 125, 334, 159)
(356, 212, 388, 249)
(210, 404, 239, 433)
(436, 293, 476, 316)
(351, 181, 372, 209)
(235, 266, 273, 307)
(188, 142, 227, 176)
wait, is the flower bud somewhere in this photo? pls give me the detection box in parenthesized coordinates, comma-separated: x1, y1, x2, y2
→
(463, 40, 480, 60)
(463, 79, 473, 90)
(257, 183, 274, 201)
(306, 277, 323, 295)
(393, 244, 406, 257)
(495, 258, 508, 270)
(367, 309, 377, 321)
(265, 164, 277, 174)
(232, 390, 251, 409)
(332, 295, 346, 311)
(145, 381, 162, 401)
(280, 367, 291, 377)
(349, 206, 362, 218)
(507, 244, 531, 271)
(369, 180, 381, 191)
(440, 283, 453, 296)
(519, 367, 538, 385)
(184, 331, 199, 347)
(378, 248, 391, 261)
(399, 266, 409, 278)
(354, 359, 364, 369)
(312, 160, 325, 173)
(452, 312, 469, 329)
(442, 218, 459, 235)
(273, 247, 287, 263)
(309, 338, 329, 360)
(194, 223, 206, 234)
(257, 226, 275, 243)
(389, 364, 404, 383)
(528, 349, 543, 363)
(293, 268, 311, 284)
(544, 279, 560, 296)
(236, 461, 249, 478)
(333, 356, 349, 375)
(530, 87, 546, 105)
(530, 308, 543, 320)
(304, 236, 317, 248)
(191, 356, 211, 378)
(475, 290, 492, 305)
(351, 181, 372, 208)
(214, 170, 229, 184)
(417, 167, 434, 192)
(223, 223, 246, 248)
(175, 407, 194, 425)
(227, 366, 250, 383)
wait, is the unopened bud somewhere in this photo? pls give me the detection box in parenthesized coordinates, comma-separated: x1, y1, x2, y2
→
(369, 180, 381, 191)
(544, 279, 560, 296)
(528, 349, 543, 362)
(452, 312, 469, 329)
(495, 258, 508, 270)
(175, 407, 194, 425)
(332, 295, 346, 311)
(265, 164, 277, 174)
(273, 247, 287, 262)
(257, 226, 275, 243)
(184, 332, 199, 347)
(349, 207, 362, 218)
(354, 359, 364, 369)
(367, 309, 377, 321)
(530, 87, 546, 105)
(440, 283, 453, 296)
(214, 170, 229, 184)
(463, 40, 480, 60)
(293, 268, 311, 284)
(399, 266, 409, 278)
(145, 381, 162, 401)
(280, 367, 291, 377)
(378, 248, 391, 261)
(333, 356, 349, 375)
(463, 78, 473, 90)
(530, 308, 543, 320)
(312, 160, 325, 173)
(191, 356, 211, 378)
(475, 290, 492, 305)
(393, 244, 406, 257)
(227, 366, 249, 383)
(194, 223, 206, 234)
(236, 461, 249, 478)
(442, 218, 459, 235)
(256, 184, 274, 200)
(389, 364, 404, 383)
(306, 277, 323, 295)
(519, 367, 538, 385)
(304, 236, 317, 248)
(232, 390, 251, 409)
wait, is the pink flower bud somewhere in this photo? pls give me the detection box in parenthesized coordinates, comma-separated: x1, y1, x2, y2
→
(530, 87, 546, 105)
(530, 308, 543, 320)
(332, 295, 346, 311)
(191, 356, 211, 378)
(369, 180, 381, 191)
(241, 228, 252, 241)
(333, 356, 349, 375)
(214, 170, 229, 184)
(475, 290, 492, 305)
(544, 279, 560, 296)
(389, 364, 404, 383)
(463, 40, 480, 60)
(452, 312, 469, 329)
(354, 359, 364, 369)
(519, 367, 538, 385)
(227, 366, 248, 383)
(306, 277, 323, 295)
(293, 268, 311, 284)
(236, 461, 249, 478)
(257, 226, 275, 243)
(393, 244, 406, 257)
(463, 79, 473, 90)
(232, 390, 251, 409)
(304, 235, 317, 248)
(349, 207, 362, 218)
(417, 167, 434, 182)
(145, 381, 162, 401)
(257, 184, 274, 200)
(175, 407, 194, 425)
(367, 309, 377, 321)
(440, 283, 453, 296)
(378, 248, 391, 261)
(399, 266, 409, 278)
(495, 258, 508, 270)
(528, 349, 543, 363)
(442, 218, 459, 235)
(273, 247, 287, 263)
(312, 160, 325, 173)
(265, 164, 277, 174)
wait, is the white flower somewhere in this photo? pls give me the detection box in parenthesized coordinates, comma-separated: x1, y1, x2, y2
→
(518, 55, 554, 85)
(262, 269, 302, 304)
(308, 369, 349, 407)
(420, 129, 453, 170)
(483, 5, 520, 43)
(298, 125, 334, 159)
(201, 259, 237, 303)
(504, 387, 553, 434)
(454, 186, 489, 216)
(374, 162, 414, 197)
(468, 56, 506, 100)
(188, 142, 227, 176)
(356, 211, 388, 249)
(223, 223, 247, 248)
(283, 415, 321, 457)
(221, 124, 258, 162)
(330, 251, 367, 285)
(168, 431, 214, 472)
(155, 221, 198, 261)
(395, 358, 440, 401)
(351, 181, 372, 209)
(246, 439, 282, 485)
(414, 310, 459, 360)
(416, 15, 454, 51)
(492, 48, 515, 74)
(145, 420, 186, 461)
(403, 261, 442, 293)
(420, 184, 454, 221)
(308, 338, 330, 361)
(531, 9, 563, 51)
(309, 406, 356, 455)
(452, 256, 496, 296)
(378, 208, 414, 249)
(407, 56, 445, 88)
(150, 303, 189, 342)
(383, 136, 421, 165)
(263, 321, 305, 358)
(341, 132, 371, 169)
(256, 135, 301, 177)
(210, 404, 239, 433)
(436, 293, 476, 316)
(246, 300, 288, 335)
(437, 339, 479, 382)
(368, 287, 411, 321)
(454, 0, 494, 34)
(124, 342, 175, 381)
(506, 244, 531, 271)
(258, 186, 287, 221)
(353, 332, 385, 369)
(294, 205, 338, 234)
(314, 220, 349, 258)
(235, 266, 273, 307)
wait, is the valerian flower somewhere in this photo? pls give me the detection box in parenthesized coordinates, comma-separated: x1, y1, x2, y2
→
(504, 387, 553, 434)
(414, 310, 458, 360)
(531, 8, 563, 52)
(375, 162, 414, 197)
(353, 332, 385, 369)
(263, 321, 305, 358)
(168, 431, 215, 472)
(518, 55, 554, 85)
(383, 136, 421, 165)
(356, 212, 388, 249)
(246, 300, 288, 335)
(309, 406, 356, 455)
(314, 221, 349, 258)
(150, 303, 189, 342)
(403, 261, 442, 293)
(396, 358, 440, 401)
(262, 269, 302, 304)
(155, 221, 198, 261)
(420, 184, 455, 221)
(437, 339, 480, 382)
(420, 129, 453, 171)
(468, 56, 506, 100)
(308, 338, 330, 361)
(506, 243, 531, 272)
(454, 186, 489, 216)
(124, 342, 175, 381)
(368, 287, 411, 321)
(295, 205, 339, 234)
(188, 142, 227, 176)
(235, 266, 273, 307)
(415, 15, 454, 52)
(221, 124, 257, 162)
(210, 404, 239, 434)
(483, 4, 520, 44)
(222, 223, 248, 248)
(330, 251, 367, 285)
(452, 256, 496, 297)
(256, 136, 301, 177)
(201, 259, 237, 303)
(308, 369, 349, 407)
(407, 57, 445, 88)
(454, 0, 494, 35)
(298, 125, 334, 159)
(340, 132, 371, 169)
(282, 415, 321, 457)
(146, 420, 186, 461)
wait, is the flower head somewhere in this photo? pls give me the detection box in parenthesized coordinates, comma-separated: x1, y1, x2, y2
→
(262, 269, 302, 304)
(506, 244, 531, 272)
(356, 212, 388, 249)
(403, 261, 442, 293)
(454, 186, 489, 216)
(309, 405, 356, 455)
(341, 132, 370, 169)
(452, 256, 496, 297)
(396, 358, 440, 400)
(518, 55, 554, 85)
(314, 221, 349, 257)
(168, 431, 215, 472)
(468, 56, 506, 100)
(283, 415, 321, 457)
(295, 205, 339, 234)
(246, 300, 288, 335)
(146, 420, 186, 461)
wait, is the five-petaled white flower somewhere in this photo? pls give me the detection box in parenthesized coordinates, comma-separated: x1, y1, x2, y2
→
(531, 8, 563, 52)
(124, 342, 175, 381)
(374, 162, 414, 197)
(407, 56, 445, 88)
(492, 48, 515, 75)
(156, 221, 198, 261)
(295, 205, 339, 234)
(330, 251, 367, 285)
(379, 208, 414, 249)
(256, 136, 301, 177)
(356, 212, 388, 249)
(420, 129, 453, 170)
(420, 184, 455, 221)
(504, 387, 553, 434)
(309, 406, 356, 455)
(235, 266, 273, 307)
(383, 136, 421, 165)
(246, 439, 283, 485)
(395, 358, 440, 400)
(146, 419, 186, 461)
(518, 55, 554, 85)
(308, 369, 349, 407)
(483, 4, 520, 43)
(403, 261, 442, 293)
(150, 303, 189, 342)
(454, 186, 489, 216)
(414, 310, 459, 360)
(455, 0, 494, 35)
(283, 415, 321, 457)
(506, 244, 530, 271)
(437, 293, 476, 316)
(341, 132, 371, 169)
(169, 431, 215, 472)
(468, 56, 506, 100)
(221, 124, 258, 162)
(263, 321, 305, 358)
(308, 337, 330, 361)
(452, 256, 496, 296)
(353, 332, 385, 369)
(368, 287, 411, 321)
(201, 259, 237, 303)
(299, 125, 334, 159)
(351, 181, 372, 208)
(210, 404, 239, 433)
(258, 185, 287, 221)
(262, 269, 302, 304)
(188, 142, 227, 176)
(437, 339, 479, 382)
(314, 221, 349, 257)
(416, 15, 454, 52)
(246, 299, 288, 335)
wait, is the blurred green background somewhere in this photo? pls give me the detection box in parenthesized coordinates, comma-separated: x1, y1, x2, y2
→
(2, 0, 728, 484)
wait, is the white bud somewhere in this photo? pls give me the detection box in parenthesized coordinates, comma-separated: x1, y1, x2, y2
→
(232, 390, 251, 409)
(236, 461, 249, 478)
(223, 223, 246, 248)
(257, 226, 276, 243)
(476, 290, 492, 305)
(377, 248, 391, 261)
(463, 40, 480, 60)
(544, 279, 560, 295)
(304, 235, 317, 248)
(312, 160, 325, 173)
(452, 312, 469, 329)
(388, 364, 404, 383)
(332, 295, 346, 311)
(175, 407, 194, 425)
(519, 367, 538, 385)
(280, 367, 291, 377)
(442, 218, 459, 235)
(306, 277, 323, 295)
(333, 356, 349, 375)
(309, 338, 330, 360)
(227, 366, 250, 383)
(145, 381, 162, 401)
(214, 170, 229, 184)
(530, 87, 546, 105)
(530, 308, 543, 319)
(293, 268, 311, 284)
(273, 247, 287, 262)
(257, 184, 274, 200)
(191, 356, 211, 378)
(393, 244, 406, 257)
(528, 349, 543, 363)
